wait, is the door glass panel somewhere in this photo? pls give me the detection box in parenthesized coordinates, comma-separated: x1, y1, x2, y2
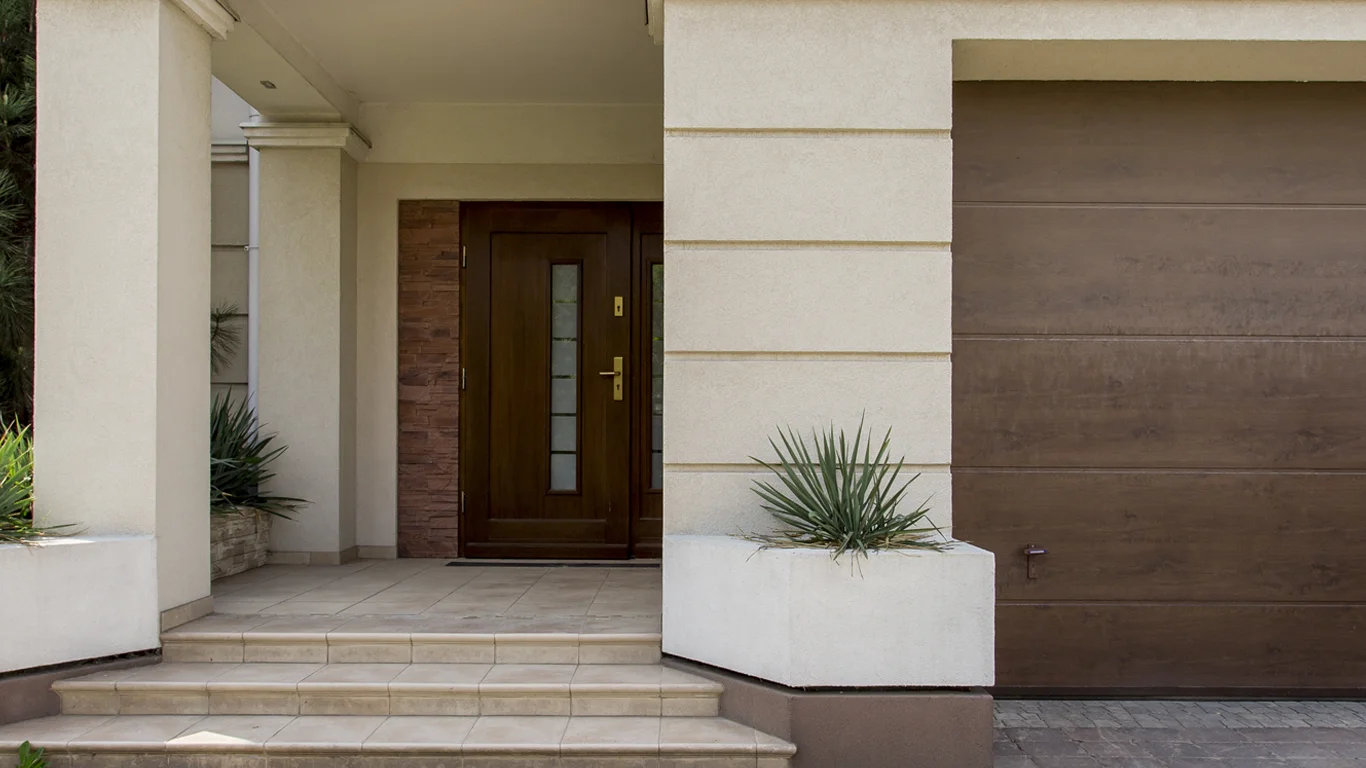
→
(550, 264, 579, 491)
(650, 264, 664, 489)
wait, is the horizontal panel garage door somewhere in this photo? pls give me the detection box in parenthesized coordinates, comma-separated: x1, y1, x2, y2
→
(952, 82, 1366, 693)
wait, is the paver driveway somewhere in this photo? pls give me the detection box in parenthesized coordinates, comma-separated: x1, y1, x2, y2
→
(995, 701, 1366, 767)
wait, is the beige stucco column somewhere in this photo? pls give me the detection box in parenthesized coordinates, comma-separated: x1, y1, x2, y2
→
(660, 0, 994, 690)
(34, 0, 232, 627)
(243, 123, 365, 564)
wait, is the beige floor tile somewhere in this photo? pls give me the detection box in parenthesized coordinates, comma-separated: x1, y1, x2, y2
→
(411, 640, 498, 664)
(658, 719, 757, 754)
(658, 758, 758, 768)
(661, 698, 719, 717)
(327, 641, 413, 664)
(411, 617, 505, 633)
(267, 715, 386, 749)
(388, 693, 480, 716)
(571, 665, 665, 686)
(579, 644, 662, 665)
(497, 617, 586, 634)
(301, 664, 407, 684)
(582, 617, 663, 634)
(167, 715, 295, 750)
(560, 758, 661, 768)
(213, 601, 285, 614)
(461, 716, 568, 753)
(259, 601, 356, 616)
(70, 715, 207, 748)
(212, 664, 322, 686)
(334, 616, 428, 633)
(391, 664, 491, 687)
(362, 716, 477, 750)
(247, 617, 348, 634)
(163, 615, 272, 635)
(338, 599, 440, 616)
(479, 665, 576, 686)
(298, 692, 390, 716)
(479, 695, 572, 716)
(160, 641, 244, 664)
(0, 715, 112, 748)
(561, 716, 661, 753)
(241, 643, 328, 664)
(493, 641, 579, 665)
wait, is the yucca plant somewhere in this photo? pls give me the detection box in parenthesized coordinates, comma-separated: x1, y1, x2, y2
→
(0, 423, 74, 543)
(748, 416, 945, 562)
(16, 741, 46, 768)
(210, 394, 306, 519)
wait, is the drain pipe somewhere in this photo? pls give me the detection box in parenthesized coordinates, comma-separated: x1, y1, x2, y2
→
(246, 109, 261, 406)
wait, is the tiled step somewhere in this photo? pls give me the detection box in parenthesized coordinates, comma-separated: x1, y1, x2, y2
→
(162, 615, 661, 665)
(55, 663, 721, 718)
(0, 714, 794, 767)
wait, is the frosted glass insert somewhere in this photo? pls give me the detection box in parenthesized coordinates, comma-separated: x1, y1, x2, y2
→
(550, 454, 576, 491)
(551, 416, 577, 452)
(550, 264, 579, 491)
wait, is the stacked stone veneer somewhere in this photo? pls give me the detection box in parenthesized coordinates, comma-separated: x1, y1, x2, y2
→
(396, 201, 462, 557)
(210, 512, 271, 580)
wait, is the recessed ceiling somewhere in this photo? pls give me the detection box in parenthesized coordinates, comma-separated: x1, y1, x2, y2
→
(262, 0, 664, 104)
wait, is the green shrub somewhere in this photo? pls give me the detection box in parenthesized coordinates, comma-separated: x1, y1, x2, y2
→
(210, 395, 306, 519)
(17, 741, 45, 768)
(748, 416, 945, 562)
(0, 423, 69, 543)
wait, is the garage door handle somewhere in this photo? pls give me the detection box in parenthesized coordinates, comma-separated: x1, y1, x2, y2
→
(1024, 545, 1048, 580)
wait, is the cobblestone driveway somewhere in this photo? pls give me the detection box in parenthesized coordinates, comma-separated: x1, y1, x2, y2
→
(995, 701, 1366, 767)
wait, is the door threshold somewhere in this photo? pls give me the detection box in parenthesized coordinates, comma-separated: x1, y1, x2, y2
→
(446, 558, 660, 568)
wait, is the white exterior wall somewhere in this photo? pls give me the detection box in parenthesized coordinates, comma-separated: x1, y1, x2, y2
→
(34, 0, 222, 625)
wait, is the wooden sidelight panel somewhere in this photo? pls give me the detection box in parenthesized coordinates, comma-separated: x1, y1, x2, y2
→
(461, 203, 663, 559)
(952, 82, 1366, 692)
(632, 204, 664, 557)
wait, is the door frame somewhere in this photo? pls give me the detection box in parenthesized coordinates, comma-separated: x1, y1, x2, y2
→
(458, 201, 663, 559)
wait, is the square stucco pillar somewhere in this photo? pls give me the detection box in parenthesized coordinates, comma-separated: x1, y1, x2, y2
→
(660, 2, 992, 762)
(34, 0, 232, 629)
(244, 124, 366, 564)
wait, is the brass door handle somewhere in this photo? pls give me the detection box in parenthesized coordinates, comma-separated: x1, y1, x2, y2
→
(600, 357, 623, 400)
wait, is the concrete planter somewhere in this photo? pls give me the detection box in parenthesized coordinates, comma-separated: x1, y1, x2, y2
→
(210, 511, 272, 580)
(663, 534, 995, 688)
(0, 536, 158, 672)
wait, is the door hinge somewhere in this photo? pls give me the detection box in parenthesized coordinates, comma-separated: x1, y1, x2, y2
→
(460, 492, 465, 512)
(461, 245, 466, 268)
(461, 367, 466, 390)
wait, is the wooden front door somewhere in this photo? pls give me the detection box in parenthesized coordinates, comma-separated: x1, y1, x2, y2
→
(462, 203, 661, 558)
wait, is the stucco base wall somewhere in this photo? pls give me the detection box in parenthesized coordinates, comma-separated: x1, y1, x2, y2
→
(0, 537, 159, 674)
(667, 657, 993, 768)
(663, 535, 995, 688)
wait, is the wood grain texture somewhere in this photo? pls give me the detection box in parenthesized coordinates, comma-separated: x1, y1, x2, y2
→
(954, 82, 1366, 691)
(954, 82, 1366, 205)
(954, 339, 1366, 470)
(953, 206, 1366, 337)
(955, 470, 1366, 603)
(996, 603, 1366, 690)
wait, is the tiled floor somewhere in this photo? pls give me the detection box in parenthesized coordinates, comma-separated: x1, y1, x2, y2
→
(996, 701, 1366, 766)
(211, 560, 661, 624)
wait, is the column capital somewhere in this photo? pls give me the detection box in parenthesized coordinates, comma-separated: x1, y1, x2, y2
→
(169, 0, 235, 40)
(241, 122, 371, 162)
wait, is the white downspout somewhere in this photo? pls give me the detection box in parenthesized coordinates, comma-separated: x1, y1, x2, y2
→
(246, 109, 261, 405)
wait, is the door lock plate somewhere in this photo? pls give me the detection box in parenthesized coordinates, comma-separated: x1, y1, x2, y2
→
(614, 296, 624, 317)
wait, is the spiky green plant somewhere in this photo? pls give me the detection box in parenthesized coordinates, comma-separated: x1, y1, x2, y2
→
(0, 423, 73, 543)
(0, 0, 35, 425)
(210, 302, 243, 377)
(210, 394, 307, 519)
(748, 416, 945, 562)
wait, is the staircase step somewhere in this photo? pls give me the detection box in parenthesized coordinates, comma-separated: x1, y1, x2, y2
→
(0, 714, 794, 766)
(54, 663, 721, 718)
(162, 616, 662, 665)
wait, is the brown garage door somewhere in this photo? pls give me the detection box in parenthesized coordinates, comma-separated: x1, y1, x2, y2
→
(952, 82, 1366, 693)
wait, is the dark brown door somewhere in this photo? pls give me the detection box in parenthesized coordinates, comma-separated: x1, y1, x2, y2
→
(631, 204, 664, 557)
(953, 82, 1366, 693)
(462, 203, 662, 558)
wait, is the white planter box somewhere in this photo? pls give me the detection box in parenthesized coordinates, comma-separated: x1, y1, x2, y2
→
(0, 535, 159, 673)
(663, 534, 995, 688)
